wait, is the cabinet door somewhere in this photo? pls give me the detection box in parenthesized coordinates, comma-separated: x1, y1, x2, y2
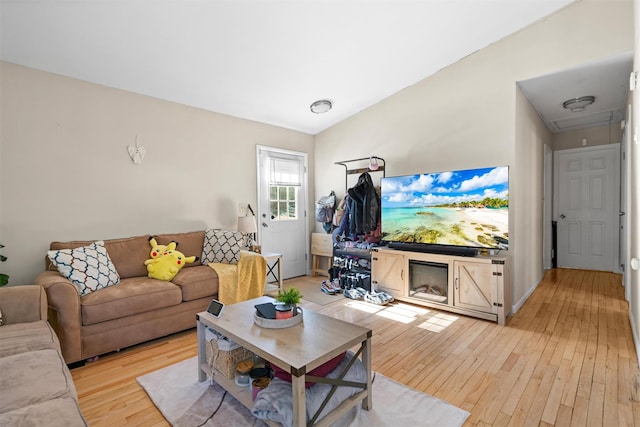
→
(453, 260, 497, 315)
(371, 251, 405, 296)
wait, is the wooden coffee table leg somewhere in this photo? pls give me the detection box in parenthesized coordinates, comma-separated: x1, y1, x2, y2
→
(196, 316, 207, 382)
(291, 374, 306, 427)
(363, 335, 372, 410)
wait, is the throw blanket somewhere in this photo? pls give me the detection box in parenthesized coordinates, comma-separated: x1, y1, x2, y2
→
(208, 250, 267, 305)
(252, 351, 367, 427)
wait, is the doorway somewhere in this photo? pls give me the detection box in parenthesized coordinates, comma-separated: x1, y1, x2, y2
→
(554, 144, 621, 272)
(543, 144, 553, 270)
(256, 146, 308, 279)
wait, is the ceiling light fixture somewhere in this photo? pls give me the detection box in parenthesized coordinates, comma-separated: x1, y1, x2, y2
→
(562, 95, 595, 112)
(310, 99, 332, 114)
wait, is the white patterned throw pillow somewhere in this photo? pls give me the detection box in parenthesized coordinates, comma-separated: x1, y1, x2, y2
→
(201, 229, 243, 264)
(48, 241, 121, 296)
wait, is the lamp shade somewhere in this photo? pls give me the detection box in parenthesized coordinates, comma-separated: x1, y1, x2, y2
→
(237, 215, 257, 234)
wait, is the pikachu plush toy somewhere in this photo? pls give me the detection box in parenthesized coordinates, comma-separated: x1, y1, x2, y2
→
(144, 236, 198, 281)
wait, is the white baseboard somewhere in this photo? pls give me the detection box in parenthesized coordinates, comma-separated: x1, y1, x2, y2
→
(511, 278, 540, 315)
(630, 308, 640, 369)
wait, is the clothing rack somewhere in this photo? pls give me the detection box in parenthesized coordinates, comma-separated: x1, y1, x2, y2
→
(334, 156, 386, 193)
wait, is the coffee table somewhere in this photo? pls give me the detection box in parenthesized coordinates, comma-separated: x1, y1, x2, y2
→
(197, 296, 372, 427)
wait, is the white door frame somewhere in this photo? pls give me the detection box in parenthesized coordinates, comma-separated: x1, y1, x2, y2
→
(256, 145, 309, 278)
(621, 109, 631, 300)
(543, 144, 553, 270)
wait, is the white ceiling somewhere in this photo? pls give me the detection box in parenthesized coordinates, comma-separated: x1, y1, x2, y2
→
(519, 52, 633, 134)
(1, 0, 586, 135)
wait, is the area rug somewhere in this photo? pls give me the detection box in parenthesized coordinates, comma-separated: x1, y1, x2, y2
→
(137, 357, 469, 427)
(285, 279, 342, 306)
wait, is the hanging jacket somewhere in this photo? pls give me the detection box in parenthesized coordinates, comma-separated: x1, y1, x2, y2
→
(332, 194, 354, 243)
(347, 172, 380, 235)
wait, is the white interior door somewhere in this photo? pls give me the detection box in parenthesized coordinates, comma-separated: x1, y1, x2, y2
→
(554, 144, 620, 272)
(256, 146, 308, 279)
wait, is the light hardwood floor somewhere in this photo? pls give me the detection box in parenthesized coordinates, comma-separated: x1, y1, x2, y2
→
(71, 268, 639, 426)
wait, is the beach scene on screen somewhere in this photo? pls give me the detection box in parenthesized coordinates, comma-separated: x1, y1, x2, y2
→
(381, 166, 509, 250)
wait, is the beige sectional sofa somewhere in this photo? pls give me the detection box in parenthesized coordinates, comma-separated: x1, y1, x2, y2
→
(0, 285, 87, 426)
(34, 231, 221, 364)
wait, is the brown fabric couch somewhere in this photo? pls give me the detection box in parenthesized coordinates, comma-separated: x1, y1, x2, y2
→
(34, 231, 219, 364)
(0, 285, 87, 426)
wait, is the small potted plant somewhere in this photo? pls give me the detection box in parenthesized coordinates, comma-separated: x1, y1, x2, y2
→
(275, 287, 303, 319)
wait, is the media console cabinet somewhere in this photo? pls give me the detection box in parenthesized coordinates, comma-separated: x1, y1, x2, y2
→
(371, 247, 511, 325)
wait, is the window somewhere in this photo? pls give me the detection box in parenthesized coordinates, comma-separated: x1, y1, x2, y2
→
(270, 185, 298, 220)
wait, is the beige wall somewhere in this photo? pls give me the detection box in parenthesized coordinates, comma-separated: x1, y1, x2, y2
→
(514, 88, 553, 310)
(552, 122, 624, 151)
(314, 0, 633, 309)
(0, 62, 314, 285)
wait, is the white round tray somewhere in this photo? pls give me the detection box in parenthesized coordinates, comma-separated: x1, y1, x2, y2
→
(254, 307, 303, 329)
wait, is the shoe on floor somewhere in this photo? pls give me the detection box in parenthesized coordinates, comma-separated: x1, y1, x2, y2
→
(344, 288, 361, 300)
(355, 287, 369, 298)
(364, 292, 385, 305)
(321, 281, 337, 295)
(363, 290, 394, 305)
(372, 290, 394, 304)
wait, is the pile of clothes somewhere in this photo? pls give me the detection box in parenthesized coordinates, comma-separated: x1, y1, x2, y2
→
(332, 172, 381, 244)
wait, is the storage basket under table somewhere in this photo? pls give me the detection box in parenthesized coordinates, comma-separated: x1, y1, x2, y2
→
(205, 334, 254, 379)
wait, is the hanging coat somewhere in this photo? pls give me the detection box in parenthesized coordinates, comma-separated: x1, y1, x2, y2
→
(347, 172, 380, 235)
(334, 194, 359, 242)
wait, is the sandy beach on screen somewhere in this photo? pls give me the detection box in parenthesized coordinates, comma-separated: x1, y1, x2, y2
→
(444, 208, 508, 247)
(385, 207, 508, 248)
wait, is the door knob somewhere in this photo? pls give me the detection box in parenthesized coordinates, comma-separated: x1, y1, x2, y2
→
(560, 214, 566, 219)
(262, 222, 268, 228)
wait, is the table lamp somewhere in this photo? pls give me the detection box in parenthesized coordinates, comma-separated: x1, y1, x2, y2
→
(238, 214, 258, 250)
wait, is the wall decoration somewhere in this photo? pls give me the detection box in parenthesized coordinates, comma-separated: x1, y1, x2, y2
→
(127, 134, 146, 164)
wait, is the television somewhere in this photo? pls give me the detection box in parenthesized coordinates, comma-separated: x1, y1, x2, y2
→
(380, 166, 509, 255)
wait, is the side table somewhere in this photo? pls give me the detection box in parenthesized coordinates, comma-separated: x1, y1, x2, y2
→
(262, 252, 283, 293)
(311, 233, 332, 277)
